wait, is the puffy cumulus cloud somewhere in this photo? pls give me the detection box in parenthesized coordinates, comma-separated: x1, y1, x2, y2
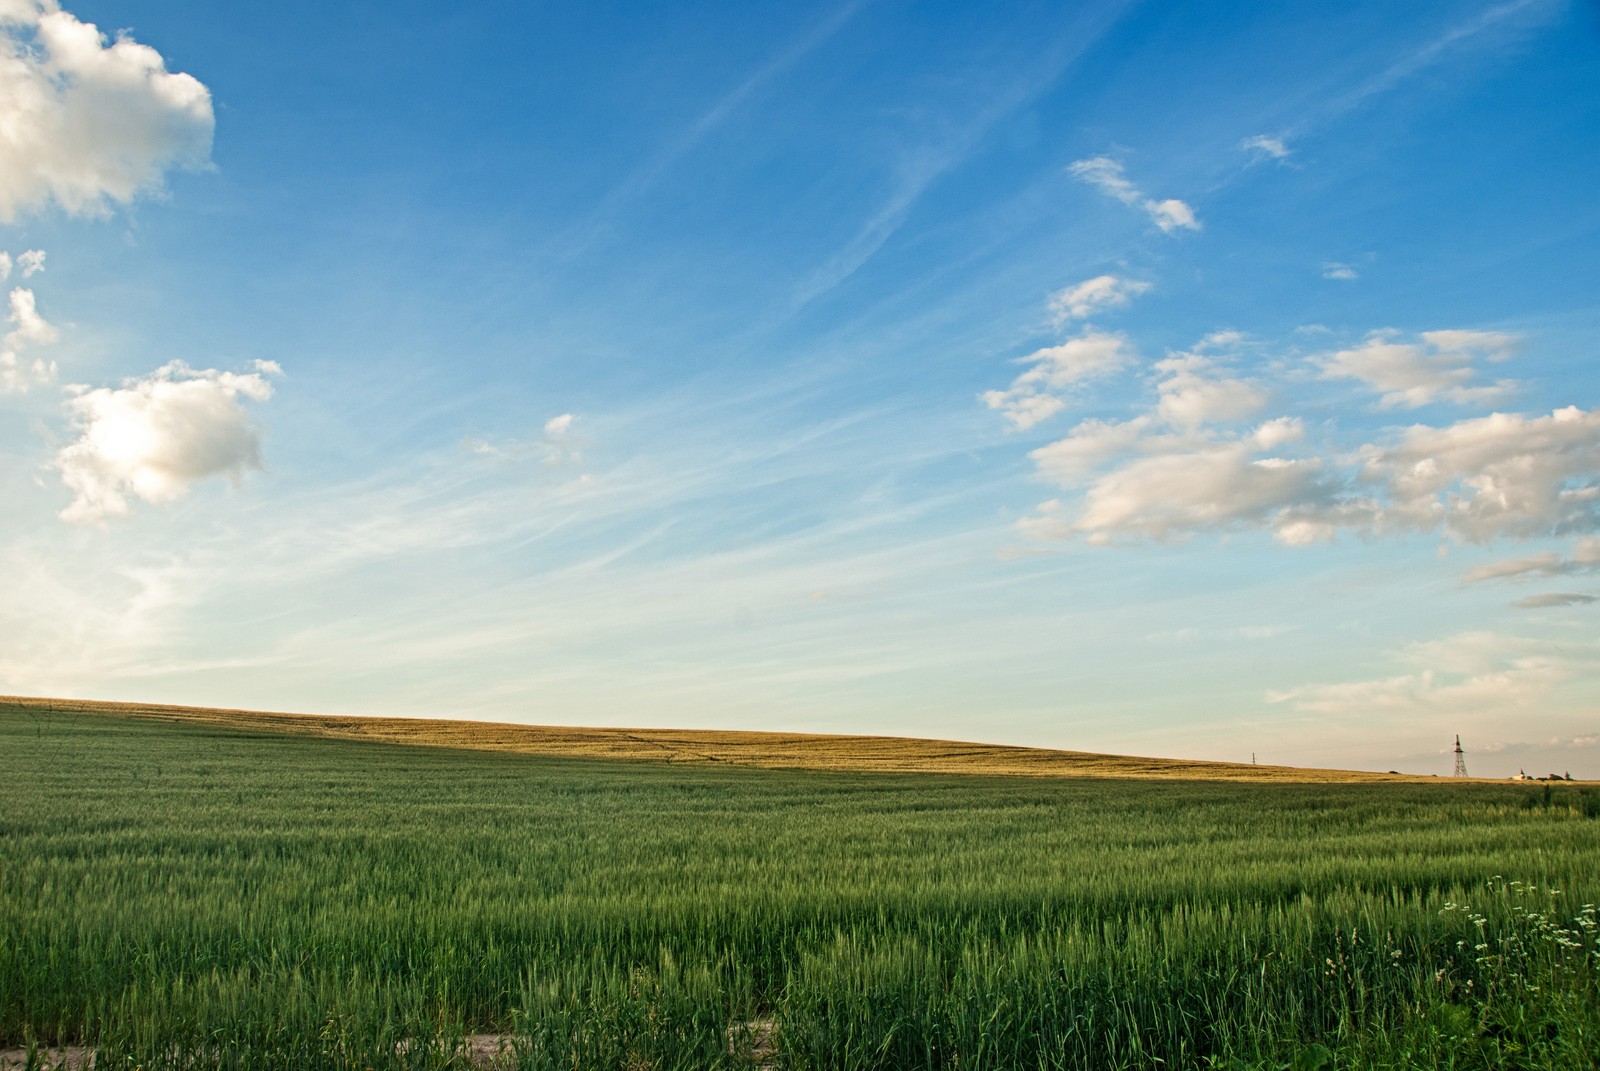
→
(1240, 134, 1290, 161)
(1153, 354, 1265, 429)
(1070, 445, 1333, 544)
(0, 1, 213, 220)
(1011, 339, 1333, 544)
(1365, 407, 1600, 542)
(5, 286, 56, 346)
(1029, 417, 1154, 487)
(981, 330, 1133, 431)
(1464, 537, 1600, 584)
(1020, 403, 1600, 548)
(55, 360, 280, 524)
(1068, 155, 1200, 234)
(1144, 198, 1198, 233)
(0, 283, 58, 392)
(995, 314, 1600, 547)
(0, 349, 55, 391)
(1267, 632, 1592, 716)
(1047, 274, 1150, 325)
(1322, 262, 1359, 281)
(17, 247, 44, 275)
(1317, 329, 1519, 409)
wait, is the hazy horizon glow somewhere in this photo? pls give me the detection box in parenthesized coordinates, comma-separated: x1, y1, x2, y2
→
(2, 0, 1597, 777)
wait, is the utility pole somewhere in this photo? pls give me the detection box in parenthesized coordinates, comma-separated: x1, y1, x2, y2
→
(1453, 735, 1468, 778)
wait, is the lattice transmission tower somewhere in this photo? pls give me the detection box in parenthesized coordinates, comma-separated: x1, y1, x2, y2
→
(1453, 735, 1468, 778)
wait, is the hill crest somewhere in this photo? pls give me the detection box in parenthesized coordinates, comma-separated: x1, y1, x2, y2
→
(0, 694, 1430, 782)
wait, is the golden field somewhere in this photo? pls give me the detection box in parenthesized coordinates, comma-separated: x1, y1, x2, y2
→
(0, 694, 1433, 782)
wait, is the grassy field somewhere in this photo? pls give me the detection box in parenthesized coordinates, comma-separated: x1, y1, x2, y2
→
(2, 700, 1598, 1069)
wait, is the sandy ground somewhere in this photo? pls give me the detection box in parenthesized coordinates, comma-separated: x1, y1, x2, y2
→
(0, 1035, 515, 1070)
(0, 1028, 779, 1069)
(0, 1045, 91, 1070)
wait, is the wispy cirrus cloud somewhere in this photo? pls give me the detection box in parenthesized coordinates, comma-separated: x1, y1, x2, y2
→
(1267, 631, 1595, 717)
(1513, 593, 1597, 609)
(465, 412, 584, 466)
(1320, 0, 1561, 126)
(1464, 538, 1600, 584)
(796, 7, 1135, 307)
(1240, 134, 1290, 161)
(1068, 155, 1200, 234)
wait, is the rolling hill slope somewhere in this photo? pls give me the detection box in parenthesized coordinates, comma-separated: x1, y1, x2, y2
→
(0, 695, 1425, 782)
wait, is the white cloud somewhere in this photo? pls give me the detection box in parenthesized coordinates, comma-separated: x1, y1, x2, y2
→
(1322, 262, 1359, 281)
(1240, 134, 1290, 161)
(1070, 446, 1333, 545)
(1068, 155, 1200, 233)
(1464, 538, 1600, 584)
(5, 285, 56, 346)
(1194, 329, 1245, 352)
(0, 349, 54, 391)
(1252, 416, 1304, 451)
(0, 283, 57, 391)
(465, 413, 584, 465)
(1317, 329, 1519, 408)
(1144, 198, 1198, 233)
(981, 330, 1133, 430)
(1267, 631, 1592, 716)
(55, 360, 280, 524)
(1047, 274, 1150, 325)
(999, 315, 1600, 547)
(1464, 552, 1564, 583)
(1022, 409, 1333, 546)
(1028, 417, 1153, 486)
(0, 252, 9, 279)
(17, 247, 44, 275)
(1009, 335, 1329, 544)
(1026, 404, 1600, 548)
(1067, 155, 1139, 202)
(1366, 406, 1600, 542)
(984, 392, 1066, 432)
(0, 1, 214, 220)
(1153, 354, 1266, 429)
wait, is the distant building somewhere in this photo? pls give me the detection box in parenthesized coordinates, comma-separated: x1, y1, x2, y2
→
(1511, 769, 1532, 781)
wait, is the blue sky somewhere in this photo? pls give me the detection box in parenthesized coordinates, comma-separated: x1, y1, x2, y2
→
(2, 0, 1597, 776)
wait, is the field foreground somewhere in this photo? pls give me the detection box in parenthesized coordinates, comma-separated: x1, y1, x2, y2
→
(0, 695, 1437, 782)
(3, 699, 1599, 1070)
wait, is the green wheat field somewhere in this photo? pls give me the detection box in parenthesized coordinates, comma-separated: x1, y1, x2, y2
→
(2, 700, 1598, 1070)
